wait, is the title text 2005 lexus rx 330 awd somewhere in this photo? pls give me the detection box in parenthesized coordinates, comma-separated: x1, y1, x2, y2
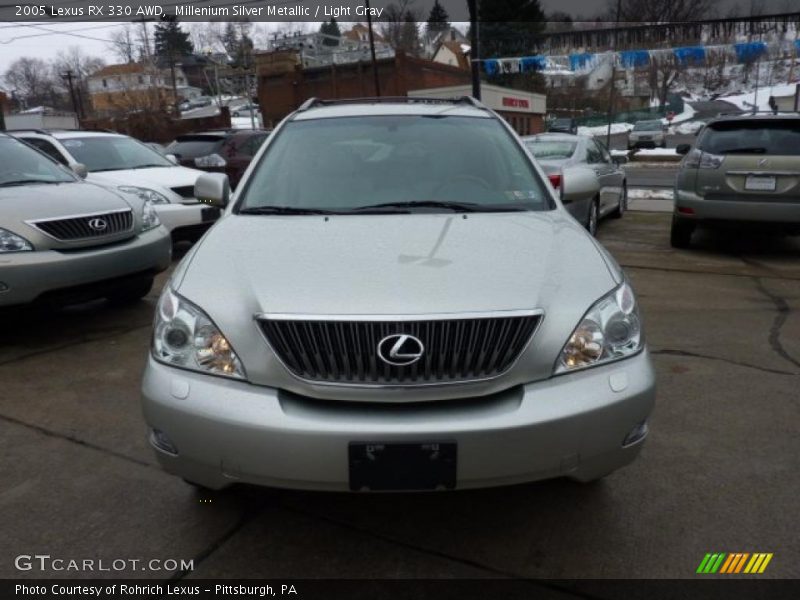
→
(141, 98, 656, 492)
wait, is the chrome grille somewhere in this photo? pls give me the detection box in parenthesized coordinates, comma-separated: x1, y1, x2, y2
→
(31, 209, 133, 241)
(259, 315, 540, 385)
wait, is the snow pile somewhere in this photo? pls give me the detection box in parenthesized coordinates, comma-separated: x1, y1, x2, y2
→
(231, 116, 264, 129)
(635, 148, 679, 157)
(719, 83, 798, 112)
(628, 188, 674, 200)
(673, 120, 705, 134)
(578, 122, 634, 136)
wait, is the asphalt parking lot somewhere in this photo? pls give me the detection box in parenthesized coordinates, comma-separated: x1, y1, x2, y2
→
(2, 211, 799, 582)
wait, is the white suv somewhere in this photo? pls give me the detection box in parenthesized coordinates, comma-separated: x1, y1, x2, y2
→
(12, 130, 218, 242)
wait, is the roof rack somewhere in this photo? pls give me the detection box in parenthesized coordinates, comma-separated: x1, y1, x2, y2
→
(3, 128, 51, 135)
(297, 96, 486, 112)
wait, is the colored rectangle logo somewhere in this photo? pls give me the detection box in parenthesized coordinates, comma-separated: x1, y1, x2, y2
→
(698, 553, 773, 574)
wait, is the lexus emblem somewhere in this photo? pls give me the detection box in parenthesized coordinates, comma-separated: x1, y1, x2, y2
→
(87, 218, 108, 231)
(377, 334, 424, 366)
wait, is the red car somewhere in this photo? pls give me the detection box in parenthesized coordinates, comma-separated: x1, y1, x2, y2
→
(166, 129, 270, 189)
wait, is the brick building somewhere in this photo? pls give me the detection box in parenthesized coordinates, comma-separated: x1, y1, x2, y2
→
(256, 52, 472, 127)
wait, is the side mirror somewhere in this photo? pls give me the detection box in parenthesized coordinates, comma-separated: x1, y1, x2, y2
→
(675, 144, 691, 155)
(72, 163, 88, 179)
(560, 166, 600, 205)
(165, 154, 179, 165)
(194, 172, 230, 208)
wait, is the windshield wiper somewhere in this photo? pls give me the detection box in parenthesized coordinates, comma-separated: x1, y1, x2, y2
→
(350, 200, 527, 213)
(0, 179, 63, 187)
(239, 206, 339, 215)
(131, 164, 170, 169)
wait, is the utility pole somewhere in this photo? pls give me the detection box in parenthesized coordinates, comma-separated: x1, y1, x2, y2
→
(467, 0, 481, 100)
(364, 0, 380, 96)
(605, 0, 622, 150)
(62, 69, 81, 120)
(0, 91, 7, 131)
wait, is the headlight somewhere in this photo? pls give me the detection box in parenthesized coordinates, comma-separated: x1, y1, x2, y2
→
(555, 281, 643, 374)
(194, 153, 227, 168)
(0, 228, 33, 253)
(153, 287, 246, 379)
(118, 186, 171, 204)
(141, 200, 161, 231)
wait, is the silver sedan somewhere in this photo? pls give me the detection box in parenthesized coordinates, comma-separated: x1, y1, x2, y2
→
(523, 133, 628, 236)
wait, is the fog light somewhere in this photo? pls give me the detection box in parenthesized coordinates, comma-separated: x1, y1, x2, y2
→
(150, 428, 179, 455)
(622, 420, 649, 447)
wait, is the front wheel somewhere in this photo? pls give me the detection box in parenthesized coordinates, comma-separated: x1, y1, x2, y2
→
(586, 199, 599, 236)
(670, 215, 695, 248)
(610, 183, 627, 219)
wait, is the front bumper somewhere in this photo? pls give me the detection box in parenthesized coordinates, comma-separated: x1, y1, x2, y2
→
(141, 350, 656, 491)
(0, 226, 171, 307)
(675, 189, 800, 223)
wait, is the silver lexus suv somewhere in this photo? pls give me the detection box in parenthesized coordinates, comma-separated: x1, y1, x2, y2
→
(0, 134, 171, 307)
(141, 98, 656, 492)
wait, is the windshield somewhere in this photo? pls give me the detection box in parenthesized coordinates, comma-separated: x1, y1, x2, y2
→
(551, 119, 572, 127)
(238, 115, 551, 214)
(634, 121, 663, 131)
(525, 140, 577, 160)
(61, 136, 173, 172)
(0, 137, 76, 186)
(698, 120, 800, 155)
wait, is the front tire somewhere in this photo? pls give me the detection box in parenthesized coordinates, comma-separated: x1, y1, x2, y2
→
(670, 215, 695, 248)
(610, 183, 626, 219)
(586, 198, 599, 236)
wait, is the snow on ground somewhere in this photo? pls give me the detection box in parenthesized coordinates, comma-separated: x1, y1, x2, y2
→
(635, 148, 679, 157)
(578, 122, 634, 136)
(231, 116, 264, 129)
(673, 120, 705, 135)
(718, 83, 798, 112)
(628, 188, 674, 200)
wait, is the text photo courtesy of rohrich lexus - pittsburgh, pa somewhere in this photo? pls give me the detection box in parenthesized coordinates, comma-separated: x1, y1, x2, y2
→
(0, 0, 799, 598)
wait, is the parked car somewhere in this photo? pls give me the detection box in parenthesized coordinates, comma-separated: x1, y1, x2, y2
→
(165, 129, 270, 189)
(141, 97, 655, 492)
(628, 119, 668, 149)
(11, 130, 218, 243)
(189, 96, 213, 109)
(231, 103, 261, 118)
(0, 133, 171, 307)
(672, 113, 800, 248)
(547, 117, 578, 135)
(523, 133, 627, 235)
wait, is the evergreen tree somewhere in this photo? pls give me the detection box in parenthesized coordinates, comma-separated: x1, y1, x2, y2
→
(319, 18, 341, 46)
(153, 16, 193, 60)
(220, 22, 239, 58)
(426, 0, 450, 36)
(400, 11, 421, 56)
(478, 0, 546, 58)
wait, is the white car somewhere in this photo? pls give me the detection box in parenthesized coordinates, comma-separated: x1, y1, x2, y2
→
(12, 130, 220, 242)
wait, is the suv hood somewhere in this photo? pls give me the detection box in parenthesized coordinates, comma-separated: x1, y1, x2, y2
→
(88, 166, 203, 198)
(1, 180, 134, 224)
(173, 211, 622, 398)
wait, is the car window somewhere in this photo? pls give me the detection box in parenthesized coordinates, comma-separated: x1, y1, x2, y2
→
(239, 115, 552, 212)
(593, 140, 612, 163)
(61, 136, 173, 172)
(21, 138, 69, 165)
(524, 140, 577, 159)
(633, 121, 663, 131)
(0, 136, 76, 186)
(586, 142, 603, 163)
(698, 120, 800, 155)
(242, 134, 267, 156)
(167, 136, 225, 159)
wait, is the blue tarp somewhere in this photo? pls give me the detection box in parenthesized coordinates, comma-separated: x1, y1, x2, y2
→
(520, 56, 547, 72)
(569, 53, 594, 71)
(483, 59, 499, 76)
(795, 39, 800, 54)
(619, 50, 650, 68)
(674, 46, 706, 66)
(734, 42, 767, 63)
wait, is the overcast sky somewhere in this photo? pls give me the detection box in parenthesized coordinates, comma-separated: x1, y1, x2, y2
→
(0, 0, 790, 85)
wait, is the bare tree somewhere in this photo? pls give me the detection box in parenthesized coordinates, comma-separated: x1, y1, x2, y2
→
(3, 57, 60, 108)
(381, 1, 423, 55)
(107, 25, 137, 63)
(605, 0, 714, 22)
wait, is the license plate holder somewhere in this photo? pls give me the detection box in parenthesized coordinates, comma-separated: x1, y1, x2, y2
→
(201, 206, 221, 222)
(745, 175, 776, 192)
(348, 441, 457, 491)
